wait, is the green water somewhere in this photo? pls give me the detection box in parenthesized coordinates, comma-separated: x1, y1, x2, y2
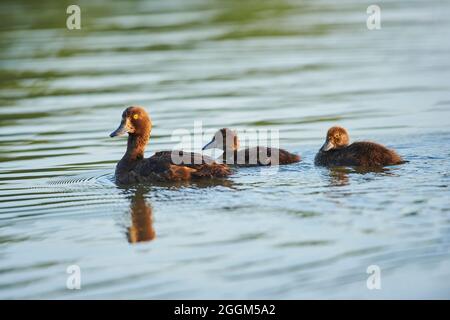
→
(0, 0, 449, 299)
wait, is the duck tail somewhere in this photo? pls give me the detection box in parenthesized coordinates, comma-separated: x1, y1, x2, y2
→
(279, 150, 301, 165)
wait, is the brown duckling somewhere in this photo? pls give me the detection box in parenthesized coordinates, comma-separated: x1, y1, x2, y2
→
(202, 128, 300, 166)
(314, 126, 404, 167)
(110, 106, 230, 184)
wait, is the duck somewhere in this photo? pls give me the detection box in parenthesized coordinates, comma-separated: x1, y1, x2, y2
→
(202, 128, 300, 166)
(110, 106, 231, 184)
(314, 126, 404, 167)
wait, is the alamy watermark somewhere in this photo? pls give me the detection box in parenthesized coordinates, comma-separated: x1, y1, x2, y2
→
(170, 121, 283, 173)
(66, 5, 81, 30)
(66, 265, 81, 290)
(366, 265, 381, 290)
(367, 5, 381, 30)
(65, 5, 381, 31)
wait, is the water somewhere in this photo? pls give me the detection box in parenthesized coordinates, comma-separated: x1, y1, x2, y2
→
(1, 0, 450, 299)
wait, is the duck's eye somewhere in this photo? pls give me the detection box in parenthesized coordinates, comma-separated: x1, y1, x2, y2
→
(133, 114, 139, 120)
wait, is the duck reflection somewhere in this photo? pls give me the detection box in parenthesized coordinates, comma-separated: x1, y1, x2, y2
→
(328, 167, 350, 186)
(126, 188, 155, 243)
(122, 179, 234, 244)
(327, 166, 395, 187)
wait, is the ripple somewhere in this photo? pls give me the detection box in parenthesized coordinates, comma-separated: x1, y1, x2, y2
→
(47, 171, 115, 187)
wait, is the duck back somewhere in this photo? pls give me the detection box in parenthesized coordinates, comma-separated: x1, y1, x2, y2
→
(227, 147, 300, 166)
(315, 142, 403, 167)
(116, 151, 230, 184)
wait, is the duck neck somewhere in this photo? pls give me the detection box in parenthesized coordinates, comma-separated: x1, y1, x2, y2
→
(123, 133, 149, 161)
(222, 147, 237, 164)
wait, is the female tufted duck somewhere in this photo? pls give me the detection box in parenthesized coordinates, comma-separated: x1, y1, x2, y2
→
(314, 126, 404, 167)
(110, 106, 230, 184)
(202, 128, 300, 166)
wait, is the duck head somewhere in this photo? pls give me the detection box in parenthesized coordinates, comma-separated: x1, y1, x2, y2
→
(110, 106, 152, 138)
(202, 128, 240, 152)
(320, 126, 350, 151)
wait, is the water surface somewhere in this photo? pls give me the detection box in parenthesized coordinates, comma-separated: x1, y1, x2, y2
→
(0, 0, 450, 299)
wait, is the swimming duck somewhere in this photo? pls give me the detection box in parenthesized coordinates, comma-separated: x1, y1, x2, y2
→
(314, 126, 404, 167)
(110, 106, 231, 184)
(202, 128, 300, 166)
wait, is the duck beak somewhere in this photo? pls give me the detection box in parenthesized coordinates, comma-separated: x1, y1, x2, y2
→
(321, 140, 334, 152)
(110, 119, 129, 137)
(202, 138, 216, 150)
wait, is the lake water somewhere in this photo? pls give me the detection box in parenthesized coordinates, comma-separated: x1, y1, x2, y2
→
(0, 0, 449, 299)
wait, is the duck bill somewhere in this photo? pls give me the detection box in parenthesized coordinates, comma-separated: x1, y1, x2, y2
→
(321, 140, 334, 152)
(110, 120, 128, 137)
(202, 139, 215, 150)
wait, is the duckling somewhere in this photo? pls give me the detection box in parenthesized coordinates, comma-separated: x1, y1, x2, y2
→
(202, 128, 300, 166)
(314, 126, 404, 167)
(110, 106, 231, 184)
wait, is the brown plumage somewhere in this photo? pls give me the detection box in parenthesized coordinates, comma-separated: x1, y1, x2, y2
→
(110, 106, 231, 184)
(314, 126, 404, 167)
(202, 128, 300, 166)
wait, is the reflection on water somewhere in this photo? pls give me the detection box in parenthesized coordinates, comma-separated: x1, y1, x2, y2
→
(328, 168, 350, 187)
(0, 0, 449, 299)
(126, 188, 156, 244)
(327, 166, 396, 187)
(123, 180, 235, 244)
